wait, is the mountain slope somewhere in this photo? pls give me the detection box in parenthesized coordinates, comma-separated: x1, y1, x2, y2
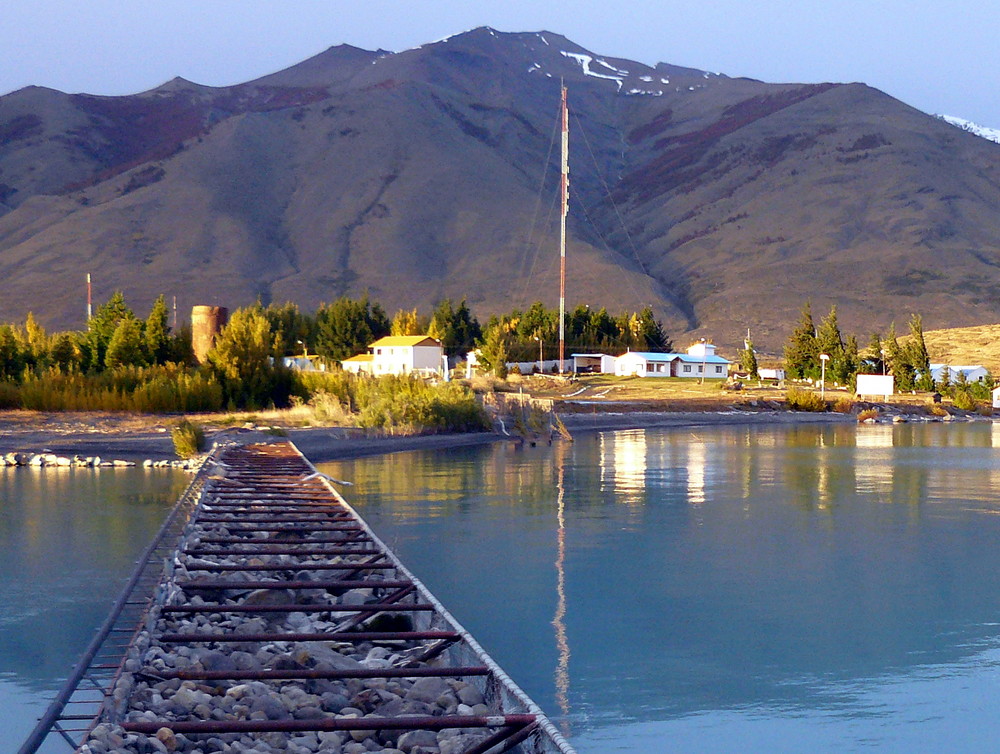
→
(1, 27, 999, 351)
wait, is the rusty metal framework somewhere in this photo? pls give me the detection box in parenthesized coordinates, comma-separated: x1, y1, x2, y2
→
(21, 441, 575, 754)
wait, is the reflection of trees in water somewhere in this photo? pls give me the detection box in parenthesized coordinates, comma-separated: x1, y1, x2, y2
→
(324, 443, 564, 519)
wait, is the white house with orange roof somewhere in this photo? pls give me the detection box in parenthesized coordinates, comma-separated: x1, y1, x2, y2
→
(341, 335, 445, 377)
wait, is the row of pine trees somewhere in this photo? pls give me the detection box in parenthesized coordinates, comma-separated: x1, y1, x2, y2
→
(783, 302, 991, 397)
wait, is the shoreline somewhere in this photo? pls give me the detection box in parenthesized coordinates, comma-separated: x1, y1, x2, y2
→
(0, 409, 857, 466)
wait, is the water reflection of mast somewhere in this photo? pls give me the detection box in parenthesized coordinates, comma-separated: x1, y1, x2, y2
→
(552, 441, 571, 734)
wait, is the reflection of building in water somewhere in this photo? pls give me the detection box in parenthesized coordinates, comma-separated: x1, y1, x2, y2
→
(856, 425, 894, 449)
(686, 439, 706, 505)
(599, 429, 647, 504)
(855, 425, 894, 495)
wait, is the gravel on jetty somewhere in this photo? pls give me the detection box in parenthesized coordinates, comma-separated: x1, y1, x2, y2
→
(78, 441, 570, 754)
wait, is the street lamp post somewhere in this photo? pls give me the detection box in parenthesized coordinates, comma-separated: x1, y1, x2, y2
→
(880, 348, 886, 375)
(534, 336, 543, 374)
(819, 353, 830, 400)
(297, 340, 308, 359)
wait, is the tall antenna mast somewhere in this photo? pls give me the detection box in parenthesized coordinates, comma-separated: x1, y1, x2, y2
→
(86, 273, 92, 321)
(558, 83, 569, 374)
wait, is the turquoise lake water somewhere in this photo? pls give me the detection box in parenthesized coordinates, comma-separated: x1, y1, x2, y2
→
(323, 422, 1000, 752)
(0, 468, 187, 751)
(7, 423, 1000, 752)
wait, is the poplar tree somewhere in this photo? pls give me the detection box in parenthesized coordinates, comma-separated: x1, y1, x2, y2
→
(784, 302, 818, 379)
(145, 295, 171, 365)
(906, 314, 933, 390)
(390, 308, 422, 336)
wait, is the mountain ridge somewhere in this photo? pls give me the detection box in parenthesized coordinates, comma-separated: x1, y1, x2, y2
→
(1, 27, 999, 351)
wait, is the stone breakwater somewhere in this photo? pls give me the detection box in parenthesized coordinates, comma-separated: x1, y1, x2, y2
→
(76, 441, 571, 754)
(0, 451, 204, 471)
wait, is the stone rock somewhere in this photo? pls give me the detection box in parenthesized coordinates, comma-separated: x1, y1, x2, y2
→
(195, 650, 237, 672)
(397, 729, 439, 752)
(406, 677, 449, 705)
(155, 727, 178, 752)
(292, 705, 326, 720)
(296, 642, 362, 670)
(321, 691, 352, 712)
(438, 733, 488, 754)
(455, 685, 484, 707)
(242, 588, 296, 607)
(251, 694, 291, 721)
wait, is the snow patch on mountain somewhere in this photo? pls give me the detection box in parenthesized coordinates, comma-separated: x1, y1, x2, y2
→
(937, 115, 1000, 145)
(560, 51, 627, 91)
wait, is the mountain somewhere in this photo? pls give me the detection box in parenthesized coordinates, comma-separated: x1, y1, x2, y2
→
(936, 114, 1000, 145)
(2, 27, 1000, 352)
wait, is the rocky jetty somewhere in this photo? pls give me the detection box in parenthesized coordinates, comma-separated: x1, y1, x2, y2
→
(0, 451, 204, 471)
(75, 441, 569, 754)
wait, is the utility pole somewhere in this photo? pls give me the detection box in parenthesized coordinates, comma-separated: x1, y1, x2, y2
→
(558, 83, 569, 375)
(86, 273, 92, 322)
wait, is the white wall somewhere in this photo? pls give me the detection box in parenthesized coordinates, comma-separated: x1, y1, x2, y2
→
(856, 373, 894, 397)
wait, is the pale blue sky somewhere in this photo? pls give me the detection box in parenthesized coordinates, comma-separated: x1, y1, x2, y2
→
(4, 1, 998, 127)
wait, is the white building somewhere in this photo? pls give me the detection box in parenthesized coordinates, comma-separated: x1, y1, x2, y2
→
(572, 353, 618, 374)
(929, 364, 990, 384)
(341, 335, 444, 377)
(614, 342, 730, 379)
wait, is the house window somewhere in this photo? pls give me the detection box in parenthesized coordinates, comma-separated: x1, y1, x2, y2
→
(683, 365, 691, 373)
(647, 363, 655, 373)
(715, 366, 723, 374)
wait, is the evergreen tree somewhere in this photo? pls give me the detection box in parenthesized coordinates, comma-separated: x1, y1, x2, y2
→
(475, 324, 508, 378)
(170, 323, 195, 365)
(865, 332, 885, 374)
(428, 298, 481, 358)
(105, 318, 148, 369)
(263, 301, 312, 357)
(840, 335, 860, 385)
(784, 301, 818, 379)
(816, 305, 844, 359)
(50, 333, 80, 373)
(145, 295, 171, 365)
(884, 322, 915, 391)
(636, 306, 671, 351)
(906, 313, 933, 390)
(0, 324, 24, 380)
(935, 365, 952, 394)
(739, 334, 759, 379)
(87, 292, 135, 371)
(314, 295, 390, 361)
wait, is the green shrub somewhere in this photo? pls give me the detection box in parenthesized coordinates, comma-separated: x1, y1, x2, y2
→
(952, 390, 977, 411)
(0, 381, 19, 409)
(786, 387, 826, 412)
(833, 397, 854, 414)
(171, 419, 205, 458)
(352, 375, 490, 433)
(16, 365, 224, 412)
